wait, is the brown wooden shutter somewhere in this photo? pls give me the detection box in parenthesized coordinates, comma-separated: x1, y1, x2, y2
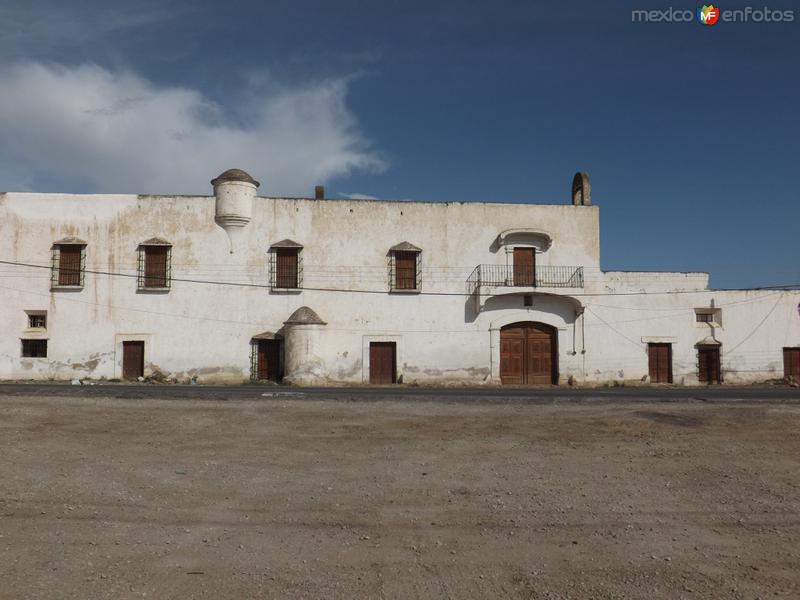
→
(58, 245, 82, 286)
(395, 251, 417, 290)
(144, 246, 168, 287)
(276, 249, 298, 288)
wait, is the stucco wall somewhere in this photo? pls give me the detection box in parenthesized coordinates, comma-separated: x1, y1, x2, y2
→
(1, 189, 797, 385)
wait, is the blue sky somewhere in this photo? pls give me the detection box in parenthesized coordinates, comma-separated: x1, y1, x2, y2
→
(0, 1, 797, 288)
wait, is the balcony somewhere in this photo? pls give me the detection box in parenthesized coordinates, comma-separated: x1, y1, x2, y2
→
(466, 265, 584, 307)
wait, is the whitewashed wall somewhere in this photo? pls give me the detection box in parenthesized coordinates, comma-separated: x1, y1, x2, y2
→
(1, 186, 797, 385)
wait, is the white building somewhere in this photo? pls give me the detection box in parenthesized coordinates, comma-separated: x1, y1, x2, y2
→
(1, 169, 799, 385)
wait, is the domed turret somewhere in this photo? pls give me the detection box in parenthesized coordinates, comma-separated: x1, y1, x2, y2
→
(212, 168, 260, 253)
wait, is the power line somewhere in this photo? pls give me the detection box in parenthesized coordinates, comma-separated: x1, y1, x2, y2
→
(2, 258, 799, 298)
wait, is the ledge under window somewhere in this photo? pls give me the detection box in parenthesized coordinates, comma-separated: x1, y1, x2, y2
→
(50, 285, 84, 292)
(389, 288, 421, 295)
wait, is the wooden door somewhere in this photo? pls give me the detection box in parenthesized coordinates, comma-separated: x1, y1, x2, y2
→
(513, 248, 535, 286)
(500, 322, 557, 385)
(784, 348, 800, 380)
(648, 343, 673, 383)
(500, 326, 526, 384)
(257, 340, 282, 382)
(526, 327, 554, 384)
(369, 342, 396, 384)
(698, 346, 721, 384)
(122, 341, 144, 380)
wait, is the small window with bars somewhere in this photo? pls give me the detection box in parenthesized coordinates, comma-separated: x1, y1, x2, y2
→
(21, 339, 47, 358)
(137, 243, 172, 290)
(27, 312, 47, 329)
(388, 245, 422, 292)
(695, 308, 721, 326)
(51, 243, 86, 289)
(269, 243, 303, 290)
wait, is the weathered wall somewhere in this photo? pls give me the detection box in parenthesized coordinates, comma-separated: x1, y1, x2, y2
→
(1, 187, 797, 385)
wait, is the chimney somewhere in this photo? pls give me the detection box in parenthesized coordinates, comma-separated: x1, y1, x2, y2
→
(314, 185, 325, 200)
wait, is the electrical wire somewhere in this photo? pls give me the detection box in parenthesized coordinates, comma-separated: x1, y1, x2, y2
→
(1, 258, 798, 298)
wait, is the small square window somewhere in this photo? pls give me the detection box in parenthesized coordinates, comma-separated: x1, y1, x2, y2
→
(523, 295, 533, 307)
(21, 339, 47, 358)
(28, 313, 46, 329)
(695, 308, 722, 327)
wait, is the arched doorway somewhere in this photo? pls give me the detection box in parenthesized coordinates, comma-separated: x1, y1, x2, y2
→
(500, 322, 558, 385)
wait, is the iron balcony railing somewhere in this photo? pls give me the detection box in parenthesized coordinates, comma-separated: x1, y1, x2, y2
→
(466, 264, 584, 295)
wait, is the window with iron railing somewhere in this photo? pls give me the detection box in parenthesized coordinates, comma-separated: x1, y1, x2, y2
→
(21, 339, 47, 358)
(137, 243, 172, 290)
(51, 242, 86, 289)
(388, 242, 422, 292)
(268, 241, 304, 290)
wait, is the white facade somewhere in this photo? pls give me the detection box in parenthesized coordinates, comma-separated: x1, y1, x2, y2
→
(1, 170, 798, 385)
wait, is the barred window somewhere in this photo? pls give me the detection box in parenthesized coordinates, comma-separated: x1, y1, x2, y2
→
(27, 312, 46, 329)
(268, 240, 303, 290)
(137, 239, 172, 290)
(21, 339, 47, 358)
(388, 242, 422, 292)
(51, 239, 87, 289)
(395, 251, 417, 289)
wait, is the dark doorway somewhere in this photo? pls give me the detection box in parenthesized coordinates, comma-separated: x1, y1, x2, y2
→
(256, 339, 283, 382)
(369, 342, 396, 384)
(698, 345, 721, 384)
(500, 322, 558, 385)
(513, 247, 535, 286)
(648, 343, 673, 383)
(122, 341, 145, 380)
(784, 348, 800, 380)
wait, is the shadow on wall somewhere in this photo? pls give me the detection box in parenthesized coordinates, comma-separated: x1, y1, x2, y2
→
(464, 292, 580, 325)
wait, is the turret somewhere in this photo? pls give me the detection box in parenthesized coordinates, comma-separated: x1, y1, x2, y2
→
(211, 168, 259, 253)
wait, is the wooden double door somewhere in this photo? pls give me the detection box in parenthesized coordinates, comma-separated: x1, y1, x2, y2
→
(500, 322, 557, 385)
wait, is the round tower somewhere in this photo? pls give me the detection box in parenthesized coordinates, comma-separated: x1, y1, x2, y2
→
(283, 306, 328, 385)
(211, 168, 259, 253)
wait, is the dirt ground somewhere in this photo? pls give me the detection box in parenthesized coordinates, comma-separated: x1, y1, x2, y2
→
(1, 394, 798, 599)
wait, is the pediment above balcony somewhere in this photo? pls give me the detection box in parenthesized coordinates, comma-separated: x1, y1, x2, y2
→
(497, 229, 553, 251)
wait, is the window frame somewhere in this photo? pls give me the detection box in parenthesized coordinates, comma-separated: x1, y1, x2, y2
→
(268, 240, 303, 290)
(26, 312, 47, 329)
(51, 241, 87, 290)
(388, 242, 422, 293)
(21, 339, 48, 358)
(694, 308, 722, 327)
(137, 240, 172, 291)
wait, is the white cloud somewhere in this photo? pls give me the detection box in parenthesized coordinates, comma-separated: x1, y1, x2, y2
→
(339, 192, 380, 200)
(0, 62, 385, 195)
